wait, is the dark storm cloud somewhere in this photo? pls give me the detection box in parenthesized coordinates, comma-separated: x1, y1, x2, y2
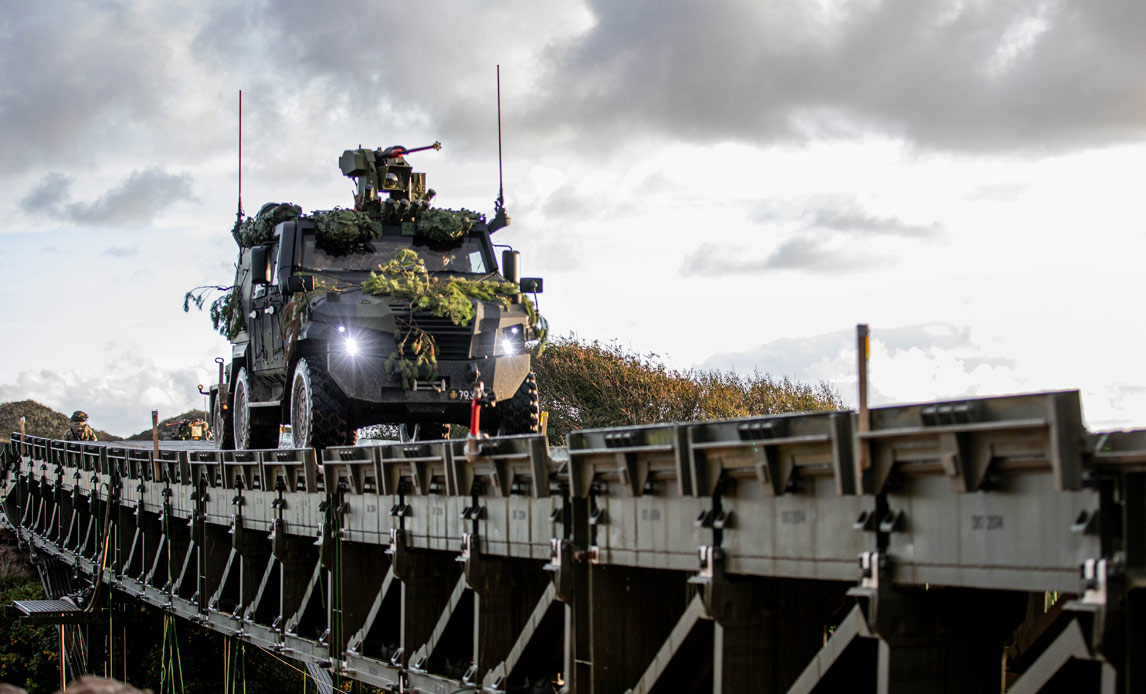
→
(21, 168, 194, 227)
(191, 0, 548, 157)
(19, 174, 70, 215)
(681, 237, 880, 277)
(65, 168, 195, 225)
(7, 0, 1143, 213)
(535, 0, 1146, 153)
(0, 4, 170, 172)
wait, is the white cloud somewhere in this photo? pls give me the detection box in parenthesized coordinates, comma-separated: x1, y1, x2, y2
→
(2, 0, 1146, 439)
(0, 360, 215, 437)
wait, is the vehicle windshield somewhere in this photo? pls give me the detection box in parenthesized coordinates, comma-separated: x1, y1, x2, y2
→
(301, 235, 490, 274)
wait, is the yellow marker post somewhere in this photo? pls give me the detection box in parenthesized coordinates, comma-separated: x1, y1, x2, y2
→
(152, 411, 161, 480)
(856, 324, 871, 490)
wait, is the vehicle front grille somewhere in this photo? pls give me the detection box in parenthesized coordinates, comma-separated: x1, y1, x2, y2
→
(392, 307, 474, 360)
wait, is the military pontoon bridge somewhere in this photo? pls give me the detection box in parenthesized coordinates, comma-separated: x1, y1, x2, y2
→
(2, 388, 1143, 693)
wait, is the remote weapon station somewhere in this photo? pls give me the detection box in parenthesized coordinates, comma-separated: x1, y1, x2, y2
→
(205, 141, 544, 450)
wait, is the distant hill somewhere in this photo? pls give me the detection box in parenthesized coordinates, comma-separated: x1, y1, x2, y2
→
(126, 410, 210, 441)
(0, 400, 121, 443)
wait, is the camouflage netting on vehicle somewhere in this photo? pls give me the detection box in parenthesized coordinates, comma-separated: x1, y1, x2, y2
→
(233, 201, 484, 248)
(233, 202, 302, 247)
(414, 207, 484, 242)
(312, 208, 382, 244)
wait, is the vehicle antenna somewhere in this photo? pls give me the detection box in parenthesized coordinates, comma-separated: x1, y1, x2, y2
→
(237, 90, 243, 226)
(497, 65, 504, 212)
(489, 66, 510, 232)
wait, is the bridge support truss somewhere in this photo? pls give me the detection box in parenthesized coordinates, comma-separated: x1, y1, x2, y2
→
(1, 389, 1142, 692)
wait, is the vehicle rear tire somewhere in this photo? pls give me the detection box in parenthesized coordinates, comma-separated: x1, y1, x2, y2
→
(498, 371, 539, 435)
(234, 367, 279, 450)
(399, 423, 450, 441)
(290, 357, 354, 449)
(213, 391, 233, 450)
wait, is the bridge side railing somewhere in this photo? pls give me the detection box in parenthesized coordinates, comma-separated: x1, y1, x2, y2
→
(2, 388, 1143, 693)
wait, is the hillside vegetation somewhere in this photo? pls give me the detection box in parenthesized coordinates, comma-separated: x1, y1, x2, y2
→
(126, 410, 209, 441)
(533, 336, 845, 444)
(0, 400, 120, 443)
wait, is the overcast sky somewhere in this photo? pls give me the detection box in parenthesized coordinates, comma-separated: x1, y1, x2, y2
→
(3, 0, 1145, 436)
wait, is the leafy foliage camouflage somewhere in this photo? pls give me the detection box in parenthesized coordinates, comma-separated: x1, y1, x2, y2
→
(361, 250, 538, 388)
(533, 336, 845, 445)
(362, 250, 521, 324)
(182, 286, 242, 341)
(388, 328, 438, 390)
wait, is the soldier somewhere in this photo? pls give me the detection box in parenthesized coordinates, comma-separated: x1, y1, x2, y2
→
(63, 411, 98, 442)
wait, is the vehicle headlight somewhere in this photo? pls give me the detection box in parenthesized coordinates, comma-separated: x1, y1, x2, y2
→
(497, 326, 525, 356)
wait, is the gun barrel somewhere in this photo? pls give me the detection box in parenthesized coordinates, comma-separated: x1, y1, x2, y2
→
(401, 141, 442, 155)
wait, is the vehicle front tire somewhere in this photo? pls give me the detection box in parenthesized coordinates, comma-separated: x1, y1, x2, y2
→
(498, 371, 540, 435)
(290, 357, 354, 449)
(213, 390, 233, 451)
(233, 367, 279, 450)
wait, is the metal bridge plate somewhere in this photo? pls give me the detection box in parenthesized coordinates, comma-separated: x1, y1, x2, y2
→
(8, 599, 94, 624)
(12, 599, 79, 615)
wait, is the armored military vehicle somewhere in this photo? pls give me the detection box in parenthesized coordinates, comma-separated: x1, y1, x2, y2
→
(207, 143, 544, 449)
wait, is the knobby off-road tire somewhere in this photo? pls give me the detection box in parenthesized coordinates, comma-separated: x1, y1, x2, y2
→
(290, 357, 354, 449)
(399, 422, 450, 441)
(213, 391, 233, 451)
(498, 371, 540, 435)
(233, 367, 279, 450)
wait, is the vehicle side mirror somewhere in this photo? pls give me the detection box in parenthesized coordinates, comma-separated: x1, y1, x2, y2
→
(284, 275, 315, 294)
(251, 245, 272, 285)
(520, 277, 543, 294)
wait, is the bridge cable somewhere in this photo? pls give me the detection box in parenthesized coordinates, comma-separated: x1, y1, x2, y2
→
(246, 640, 331, 691)
(160, 507, 185, 694)
(106, 581, 113, 679)
(335, 491, 344, 691)
(223, 632, 247, 694)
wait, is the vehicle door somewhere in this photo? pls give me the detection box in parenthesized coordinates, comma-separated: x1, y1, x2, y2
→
(249, 242, 287, 373)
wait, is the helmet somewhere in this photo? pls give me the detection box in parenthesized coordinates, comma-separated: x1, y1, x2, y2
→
(70, 411, 88, 423)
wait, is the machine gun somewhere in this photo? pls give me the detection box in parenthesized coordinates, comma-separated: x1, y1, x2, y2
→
(339, 141, 442, 213)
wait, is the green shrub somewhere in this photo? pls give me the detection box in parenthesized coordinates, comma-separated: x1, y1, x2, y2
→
(534, 335, 844, 444)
